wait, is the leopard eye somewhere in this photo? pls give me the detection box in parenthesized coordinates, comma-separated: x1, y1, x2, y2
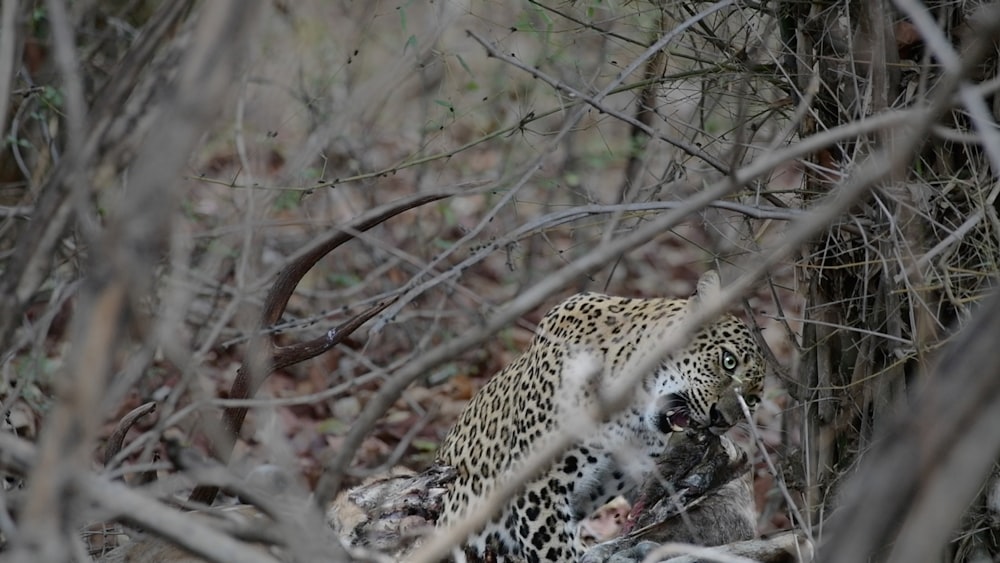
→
(721, 350, 738, 372)
(745, 393, 761, 408)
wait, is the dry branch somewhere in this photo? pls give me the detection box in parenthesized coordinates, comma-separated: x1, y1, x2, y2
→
(188, 192, 451, 507)
(314, 0, 940, 506)
(3, 2, 263, 560)
(794, 5, 1000, 561)
(466, 28, 728, 174)
(0, 3, 993, 562)
(312, 57, 957, 517)
(0, 430, 283, 563)
(0, 0, 19, 140)
(344, 7, 1000, 554)
(0, 1, 196, 355)
(819, 284, 1000, 562)
(104, 402, 157, 469)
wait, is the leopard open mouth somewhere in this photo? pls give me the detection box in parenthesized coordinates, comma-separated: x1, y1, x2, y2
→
(656, 394, 692, 433)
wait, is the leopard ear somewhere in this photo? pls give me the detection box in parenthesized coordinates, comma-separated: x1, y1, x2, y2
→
(691, 269, 722, 307)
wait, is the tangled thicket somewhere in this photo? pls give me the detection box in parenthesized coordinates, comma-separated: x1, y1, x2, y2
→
(0, 1, 998, 562)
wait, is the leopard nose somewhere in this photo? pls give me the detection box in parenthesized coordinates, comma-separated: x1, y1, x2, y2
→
(707, 403, 733, 434)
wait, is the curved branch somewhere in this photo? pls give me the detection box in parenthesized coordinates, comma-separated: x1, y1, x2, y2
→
(103, 401, 157, 469)
(188, 192, 449, 506)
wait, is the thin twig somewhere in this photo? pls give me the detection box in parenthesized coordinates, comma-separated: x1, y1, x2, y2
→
(466, 30, 730, 174)
(0, 1, 195, 355)
(0, 431, 281, 563)
(316, 89, 938, 508)
(103, 402, 157, 469)
(7, 2, 263, 561)
(364, 11, 980, 553)
(0, 0, 18, 140)
(737, 394, 811, 542)
(371, 1, 740, 332)
(188, 191, 451, 506)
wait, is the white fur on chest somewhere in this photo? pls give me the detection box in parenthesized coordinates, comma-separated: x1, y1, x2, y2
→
(564, 416, 672, 520)
(556, 351, 677, 519)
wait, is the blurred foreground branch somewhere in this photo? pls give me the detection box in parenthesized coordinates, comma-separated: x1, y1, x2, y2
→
(4, 1, 263, 561)
(820, 282, 1000, 562)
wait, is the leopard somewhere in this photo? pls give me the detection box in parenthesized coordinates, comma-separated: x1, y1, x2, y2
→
(434, 270, 767, 563)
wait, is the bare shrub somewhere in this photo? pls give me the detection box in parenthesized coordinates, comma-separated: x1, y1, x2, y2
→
(0, 0, 997, 561)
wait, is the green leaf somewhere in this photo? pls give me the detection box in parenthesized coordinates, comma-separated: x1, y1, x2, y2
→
(327, 273, 362, 288)
(273, 190, 299, 211)
(403, 34, 417, 56)
(456, 54, 474, 77)
(412, 439, 438, 452)
(317, 418, 350, 435)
